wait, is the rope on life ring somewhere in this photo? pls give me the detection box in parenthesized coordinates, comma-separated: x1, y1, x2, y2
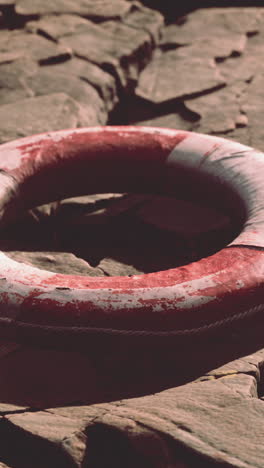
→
(0, 126, 263, 346)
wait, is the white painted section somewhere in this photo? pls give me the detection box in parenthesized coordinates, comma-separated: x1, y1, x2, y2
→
(168, 132, 264, 249)
(167, 132, 251, 168)
(0, 247, 222, 321)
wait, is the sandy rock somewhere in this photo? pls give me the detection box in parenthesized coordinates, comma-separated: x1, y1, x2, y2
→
(60, 19, 153, 90)
(0, 50, 25, 64)
(5, 251, 105, 276)
(185, 83, 246, 134)
(123, 1, 164, 45)
(134, 110, 194, 130)
(26, 13, 93, 39)
(221, 126, 251, 147)
(0, 57, 38, 106)
(98, 257, 143, 276)
(136, 48, 225, 103)
(217, 22, 264, 84)
(59, 193, 123, 210)
(3, 411, 87, 467)
(0, 402, 27, 413)
(160, 7, 263, 47)
(235, 113, 248, 128)
(57, 194, 132, 226)
(240, 73, 264, 151)
(15, 0, 132, 19)
(0, 93, 92, 144)
(45, 57, 118, 112)
(217, 54, 261, 85)
(218, 374, 258, 398)
(85, 377, 264, 467)
(113, 93, 198, 129)
(176, 33, 246, 60)
(0, 30, 71, 64)
(24, 68, 107, 124)
(22, 357, 264, 468)
(59, 194, 150, 224)
(161, 25, 246, 60)
(60, 193, 123, 207)
(207, 356, 262, 381)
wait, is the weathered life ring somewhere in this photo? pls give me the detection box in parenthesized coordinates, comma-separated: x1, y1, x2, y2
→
(0, 126, 264, 347)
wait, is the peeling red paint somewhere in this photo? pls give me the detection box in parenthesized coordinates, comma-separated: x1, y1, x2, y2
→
(0, 127, 264, 342)
(201, 142, 221, 162)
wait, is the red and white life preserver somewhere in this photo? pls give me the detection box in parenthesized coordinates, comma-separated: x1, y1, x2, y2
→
(0, 126, 263, 346)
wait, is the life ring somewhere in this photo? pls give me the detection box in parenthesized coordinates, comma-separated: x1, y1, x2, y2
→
(0, 126, 263, 347)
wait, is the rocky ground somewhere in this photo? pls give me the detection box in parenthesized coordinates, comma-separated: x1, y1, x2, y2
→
(0, 1, 264, 467)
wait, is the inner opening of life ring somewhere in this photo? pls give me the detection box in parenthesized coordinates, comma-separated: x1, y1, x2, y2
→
(0, 191, 240, 276)
(0, 129, 250, 277)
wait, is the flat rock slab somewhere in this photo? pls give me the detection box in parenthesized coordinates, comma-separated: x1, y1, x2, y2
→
(135, 110, 194, 130)
(161, 25, 247, 61)
(136, 49, 225, 103)
(122, 2, 164, 45)
(26, 5, 163, 46)
(0, 56, 108, 124)
(240, 73, 264, 150)
(5, 251, 105, 276)
(2, 410, 87, 467)
(0, 57, 38, 106)
(59, 18, 153, 90)
(34, 57, 118, 112)
(0, 30, 71, 64)
(15, 0, 132, 19)
(217, 23, 264, 86)
(26, 13, 96, 39)
(160, 7, 263, 47)
(1, 350, 264, 467)
(184, 82, 247, 134)
(87, 375, 264, 468)
(23, 68, 107, 124)
(0, 93, 89, 144)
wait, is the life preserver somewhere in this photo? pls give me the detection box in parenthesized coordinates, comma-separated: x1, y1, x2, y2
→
(0, 126, 263, 347)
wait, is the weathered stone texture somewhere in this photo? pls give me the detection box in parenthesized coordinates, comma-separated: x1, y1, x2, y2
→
(240, 73, 264, 150)
(41, 58, 118, 112)
(5, 251, 105, 276)
(0, 58, 38, 106)
(0, 93, 91, 144)
(23, 68, 107, 123)
(15, 0, 132, 19)
(185, 82, 247, 134)
(160, 7, 263, 46)
(3, 411, 87, 467)
(0, 30, 71, 64)
(0, 3, 264, 468)
(59, 19, 153, 90)
(123, 2, 164, 44)
(136, 49, 225, 103)
(2, 353, 264, 468)
(26, 14, 94, 39)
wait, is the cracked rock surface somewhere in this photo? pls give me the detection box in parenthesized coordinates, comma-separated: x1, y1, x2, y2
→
(0, 1, 264, 467)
